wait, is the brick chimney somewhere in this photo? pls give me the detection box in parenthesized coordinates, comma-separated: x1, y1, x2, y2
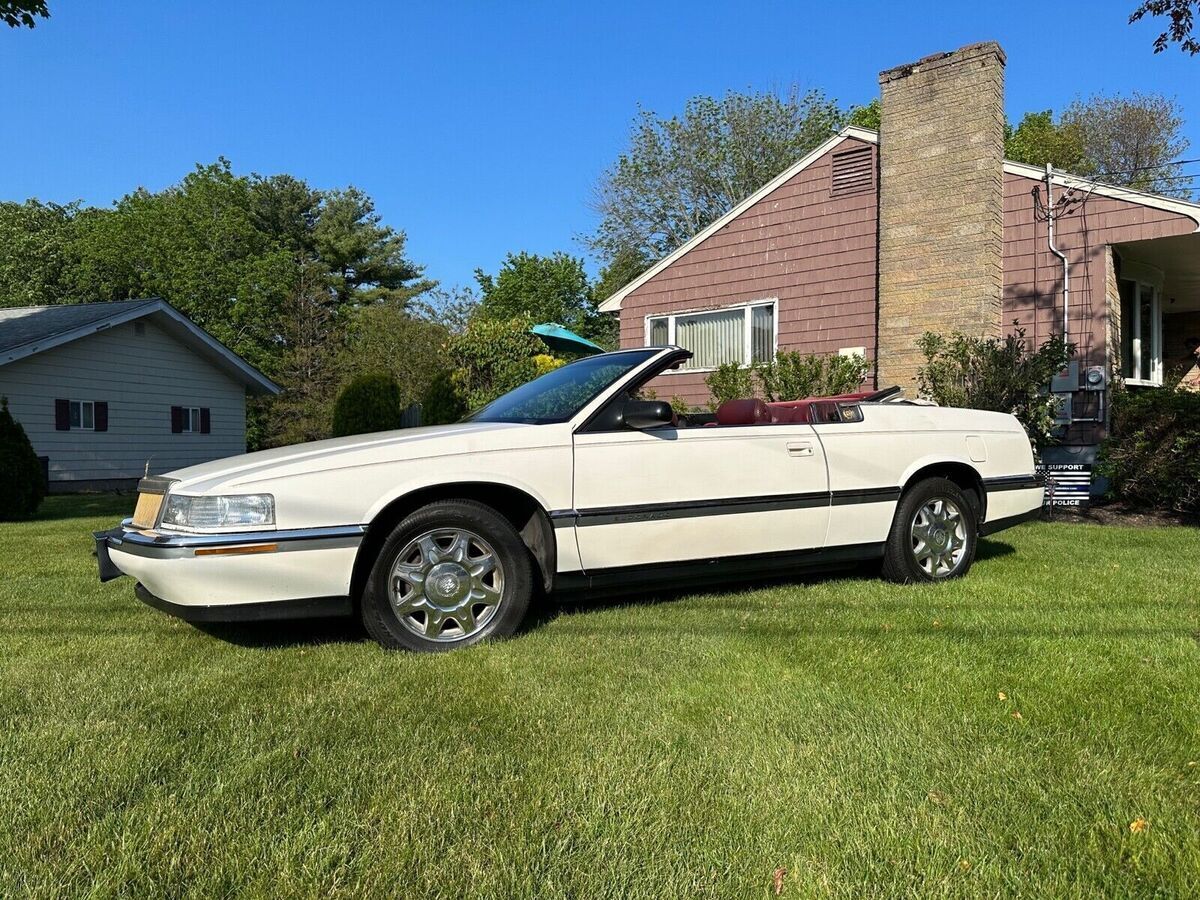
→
(875, 42, 1006, 388)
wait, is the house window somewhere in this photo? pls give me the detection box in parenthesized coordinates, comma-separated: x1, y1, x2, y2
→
(69, 400, 95, 431)
(646, 301, 776, 370)
(171, 406, 211, 434)
(1120, 278, 1162, 385)
(55, 399, 108, 432)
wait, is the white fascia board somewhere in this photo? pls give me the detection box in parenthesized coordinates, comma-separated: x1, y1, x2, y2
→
(597, 127, 880, 313)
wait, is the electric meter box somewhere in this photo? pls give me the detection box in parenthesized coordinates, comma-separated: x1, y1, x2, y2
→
(1051, 361, 1079, 393)
(1083, 366, 1107, 391)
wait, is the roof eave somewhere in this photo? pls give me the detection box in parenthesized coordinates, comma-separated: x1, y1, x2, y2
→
(1001, 160, 1200, 231)
(0, 299, 281, 395)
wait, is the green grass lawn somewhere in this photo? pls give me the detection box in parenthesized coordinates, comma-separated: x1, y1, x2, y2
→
(1, 495, 1198, 898)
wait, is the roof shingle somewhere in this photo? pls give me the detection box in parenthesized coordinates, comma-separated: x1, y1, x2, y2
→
(0, 299, 159, 355)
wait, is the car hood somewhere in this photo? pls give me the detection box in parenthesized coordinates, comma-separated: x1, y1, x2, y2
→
(158, 420, 562, 494)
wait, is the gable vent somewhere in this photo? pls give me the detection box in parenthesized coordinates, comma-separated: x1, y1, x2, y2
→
(830, 145, 874, 197)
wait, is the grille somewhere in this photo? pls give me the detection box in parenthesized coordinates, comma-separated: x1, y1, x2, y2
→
(830, 145, 874, 197)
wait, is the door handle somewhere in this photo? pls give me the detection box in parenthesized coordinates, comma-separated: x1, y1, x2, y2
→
(787, 441, 814, 457)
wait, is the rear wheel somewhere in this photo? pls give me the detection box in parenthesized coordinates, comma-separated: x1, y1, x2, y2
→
(361, 500, 533, 651)
(881, 477, 977, 583)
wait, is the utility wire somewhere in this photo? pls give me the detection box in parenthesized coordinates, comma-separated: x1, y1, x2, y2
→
(1082, 157, 1200, 180)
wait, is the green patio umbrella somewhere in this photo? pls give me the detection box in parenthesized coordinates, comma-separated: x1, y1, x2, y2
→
(529, 322, 604, 355)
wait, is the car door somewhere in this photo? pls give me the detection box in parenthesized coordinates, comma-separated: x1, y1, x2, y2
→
(570, 421, 830, 572)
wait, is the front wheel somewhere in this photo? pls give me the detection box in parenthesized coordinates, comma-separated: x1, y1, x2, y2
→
(881, 478, 977, 583)
(360, 500, 534, 651)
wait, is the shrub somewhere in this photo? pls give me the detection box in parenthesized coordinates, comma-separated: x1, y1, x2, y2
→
(704, 362, 755, 411)
(447, 316, 543, 410)
(331, 372, 404, 437)
(704, 351, 870, 410)
(1098, 386, 1200, 514)
(420, 369, 467, 426)
(755, 351, 869, 402)
(916, 327, 1073, 449)
(0, 397, 44, 520)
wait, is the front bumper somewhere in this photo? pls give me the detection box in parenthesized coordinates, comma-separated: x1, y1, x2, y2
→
(94, 520, 364, 620)
(134, 583, 352, 622)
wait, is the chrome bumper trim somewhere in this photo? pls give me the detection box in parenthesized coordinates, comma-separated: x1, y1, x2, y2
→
(99, 523, 366, 561)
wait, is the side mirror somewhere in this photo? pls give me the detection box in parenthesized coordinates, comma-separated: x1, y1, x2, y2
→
(623, 399, 674, 430)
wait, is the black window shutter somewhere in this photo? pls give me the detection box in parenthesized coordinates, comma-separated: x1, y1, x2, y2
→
(170, 406, 183, 433)
(199, 408, 211, 434)
(94, 402, 109, 432)
(55, 399, 70, 430)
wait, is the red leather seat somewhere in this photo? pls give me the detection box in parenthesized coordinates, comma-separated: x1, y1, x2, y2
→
(715, 398, 772, 426)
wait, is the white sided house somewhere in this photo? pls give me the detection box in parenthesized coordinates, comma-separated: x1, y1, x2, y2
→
(0, 299, 279, 492)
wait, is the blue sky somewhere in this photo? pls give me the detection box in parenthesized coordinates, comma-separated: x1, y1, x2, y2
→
(2, 1, 1195, 291)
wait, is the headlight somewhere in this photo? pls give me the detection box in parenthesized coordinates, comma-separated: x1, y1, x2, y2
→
(160, 493, 275, 530)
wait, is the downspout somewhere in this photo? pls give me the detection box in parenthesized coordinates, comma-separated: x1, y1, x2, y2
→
(1045, 164, 1105, 429)
(1045, 163, 1069, 340)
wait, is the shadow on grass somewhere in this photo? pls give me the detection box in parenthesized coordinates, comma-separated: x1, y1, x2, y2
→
(529, 538, 1017, 632)
(194, 616, 369, 649)
(183, 539, 1019, 650)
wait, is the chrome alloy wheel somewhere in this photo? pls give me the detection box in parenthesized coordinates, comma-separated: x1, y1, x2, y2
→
(388, 528, 504, 642)
(910, 498, 968, 578)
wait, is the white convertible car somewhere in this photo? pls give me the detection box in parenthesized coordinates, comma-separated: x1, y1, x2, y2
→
(95, 347, 1044, 651)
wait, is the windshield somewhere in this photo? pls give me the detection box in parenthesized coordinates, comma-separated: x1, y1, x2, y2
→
(467, 349, 659, 424)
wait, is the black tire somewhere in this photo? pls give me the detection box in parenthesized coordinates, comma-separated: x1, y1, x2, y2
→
(361, 499, 534, 651)
(881, 477, 978, 584)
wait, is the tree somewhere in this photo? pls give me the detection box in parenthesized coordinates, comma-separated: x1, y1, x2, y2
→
(331, 373, 404, 437)
(593, 246, 651, 305)
(1130, 0, 1199, 54)
(1, 1, 47, 28)
(0, 200, 92, 306)
(1004, 111, 1087, 172)
(258, 259, 340, 448)
(474, 251, 613, 346)
(0, 397, 44, 520)
(411, 285, 479, 334)
(846, 98, 881, 131)
(312, 187, 434, 307)
(588, 88, 845, 266)
(447, 316, 544, 411)
(1062, 92, 1191, 196)
(1001, 95, 1191, 198)
(337, 303, 450, 406)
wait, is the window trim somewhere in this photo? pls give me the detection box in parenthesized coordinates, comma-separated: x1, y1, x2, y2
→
(644, 299, 778, 374)
(69, 399, 95, 431)
(1120, 276, 1163, 387)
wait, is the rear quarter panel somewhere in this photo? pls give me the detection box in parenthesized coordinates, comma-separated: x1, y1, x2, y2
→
(815, 404, 1035, 545)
